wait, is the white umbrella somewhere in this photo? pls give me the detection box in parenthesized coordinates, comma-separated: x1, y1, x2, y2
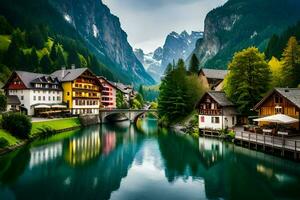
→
(34, 105, 51, 109)
(51, 105, 67, 108)
(254, 114, 299, 124)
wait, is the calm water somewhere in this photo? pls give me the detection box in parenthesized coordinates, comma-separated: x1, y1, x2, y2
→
(1, 118, 300, 200)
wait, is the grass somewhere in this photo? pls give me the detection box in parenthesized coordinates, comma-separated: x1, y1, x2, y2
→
(0, 35, 11, 52)
(31, 118, 81, 136)
(0, 129, 19, 146)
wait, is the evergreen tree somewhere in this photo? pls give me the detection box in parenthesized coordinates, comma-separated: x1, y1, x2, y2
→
(0, 93, 7, 112)
(56, 45, 66, 68)
(50, 42, 58, 61)
(281, 36, 300, 87)
(189, 54, 200, 74)
(0, 16, 13, 34)
(3, 37, 21, 69)
(40, 54, 53, 73)
(68, 50, 81, 68)
(265, 34, 280, 59)
(29, 47, 39, 72)
(224, 47, 271, 115)
(138, 85, 145, 99)
(26, 26, 45, 49)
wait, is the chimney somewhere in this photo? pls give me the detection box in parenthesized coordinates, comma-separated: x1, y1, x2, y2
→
(71, 64, 76, 70)
(61, 66, 66, 77)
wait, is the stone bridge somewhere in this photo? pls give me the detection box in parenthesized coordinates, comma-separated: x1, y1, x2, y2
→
(99, 109, 157, 124)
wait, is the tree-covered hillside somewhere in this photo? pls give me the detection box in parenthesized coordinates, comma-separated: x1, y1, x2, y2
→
(193, 0, 300, 69)
(0, 16, 114, 86)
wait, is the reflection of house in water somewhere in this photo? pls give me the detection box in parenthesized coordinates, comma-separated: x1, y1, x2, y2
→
(102, 132, 116, 155)
(198, 138, 225, 168)
(29, 142, 63, 169)
(65, 129, 101, 166)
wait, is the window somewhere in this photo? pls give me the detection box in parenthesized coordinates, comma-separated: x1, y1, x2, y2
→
(53, 96, 55, 101)
(57, 96, 60, 101)
(43, 96, 45, 101)
(48, 96, 51, 101)
(201, 116, 205, 123)
(232, 117, 235, 125)
(21, 96, 24, 100)
(275, 96, 283, 104)
(33, 96, 36, 101)
(275, 106, 282, 114)
(67, 92, 70, 96)
(211, 117, 220, 124)
(38, 96, 41, 101)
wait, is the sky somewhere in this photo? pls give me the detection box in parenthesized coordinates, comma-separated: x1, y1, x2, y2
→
(102, 0, 227, 53)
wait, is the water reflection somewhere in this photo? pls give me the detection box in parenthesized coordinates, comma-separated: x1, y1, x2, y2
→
(0, 119, 300, 200)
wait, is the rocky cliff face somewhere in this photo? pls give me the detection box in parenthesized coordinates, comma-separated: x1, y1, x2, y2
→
(192, 0, 300, 68)
(48, 0, 154, 85)
(137, 31, 203, 81)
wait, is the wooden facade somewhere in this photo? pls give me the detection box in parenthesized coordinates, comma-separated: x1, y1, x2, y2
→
(254, 89, 300, 130)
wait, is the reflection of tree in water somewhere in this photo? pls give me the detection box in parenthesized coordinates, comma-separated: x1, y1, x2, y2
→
(0, 146, 31, 185)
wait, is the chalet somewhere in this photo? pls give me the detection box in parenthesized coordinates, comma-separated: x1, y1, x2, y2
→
(198, 68, 228, 91)
(3, 71, 64, 116)
(98, 76, 117, 109)
(52, 67, 102, 115)
(253, 88, 300, 130)
(196, 91, 238, 131)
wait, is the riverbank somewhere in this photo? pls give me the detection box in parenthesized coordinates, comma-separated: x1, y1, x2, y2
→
(0, 117, 82, 155)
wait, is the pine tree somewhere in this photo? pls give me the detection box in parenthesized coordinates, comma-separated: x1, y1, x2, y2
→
(29, 47, 39, 72)
(281, 36, 300, 87)
(224, 47, 271, 115)
(189, 54, 200, 74)
(50, 42, 58, 61)
(138, 85, 145, 99)
(40, 54, 53, 73)
(56, 46, 66, 68)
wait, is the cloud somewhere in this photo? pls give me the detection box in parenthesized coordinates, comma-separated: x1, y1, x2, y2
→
(102, 0, 227, 52)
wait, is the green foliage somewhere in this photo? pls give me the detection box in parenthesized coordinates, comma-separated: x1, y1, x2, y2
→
(0, 15, 115, 84)
(131, 93, 144, 109)
(138, 85, 145, 99)
(268, 57, 284, 87)
(1, 113, 32, 139)
(0, 137, 9, 148)
(116, 90, 128, 109)
(224, 47, 271, 115)
(281, 36, 300, 87)
(150, 102, 158, 109)
(0, 93, 7, 112)
(158, 59, 204, 125)
(36, 126, 57, 138)
(188, 54, 200, 74)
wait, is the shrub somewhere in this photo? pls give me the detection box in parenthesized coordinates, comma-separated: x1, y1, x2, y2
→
(0, 137, 9, 148)
(2, 113, 32, 139)
(37, 126, 57, 138)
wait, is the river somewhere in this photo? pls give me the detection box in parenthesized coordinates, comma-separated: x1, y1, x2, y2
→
(0, 118, 300, 200)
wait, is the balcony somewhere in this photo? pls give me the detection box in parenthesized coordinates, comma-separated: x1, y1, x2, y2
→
(199, 109, 222, 116)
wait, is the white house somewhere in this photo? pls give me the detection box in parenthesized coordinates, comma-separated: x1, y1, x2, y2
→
(196, 91, 238, 131)
(3, 71, 64, 116)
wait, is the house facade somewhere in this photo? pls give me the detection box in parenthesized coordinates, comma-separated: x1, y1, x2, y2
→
(52, 67, 102, 115)
(196, 91, 238, 131)
(98, 76, 117, 109)
(3, 71, 63, 116)
(198, 69, 228, 91)
(253, 88, 300, 130)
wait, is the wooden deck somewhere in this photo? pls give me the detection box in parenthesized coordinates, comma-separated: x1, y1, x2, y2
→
(235, 129, 300, 159)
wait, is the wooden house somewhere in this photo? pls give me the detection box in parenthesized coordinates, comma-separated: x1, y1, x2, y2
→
(196, 91, 238, 131)
(198, 68, 228, 91)
(253, 88, 300, 130)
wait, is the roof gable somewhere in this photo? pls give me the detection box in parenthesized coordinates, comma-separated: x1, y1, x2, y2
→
(197, 91, 235, 107)
(254, 88, 300, 110)
(199, 68, 228, 80)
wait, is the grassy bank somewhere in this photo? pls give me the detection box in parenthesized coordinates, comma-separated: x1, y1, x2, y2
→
(0, 129, 19, 146)
(31, 118, 81, 136)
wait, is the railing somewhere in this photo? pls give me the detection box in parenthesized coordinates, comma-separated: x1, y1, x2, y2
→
(235, 131, 300, 152)
(199, 109, 222, 115)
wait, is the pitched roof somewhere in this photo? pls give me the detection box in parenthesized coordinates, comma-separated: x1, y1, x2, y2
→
(208, 91, 235, 107)
(111, 82, 133, 94)
(51, 68, 88, 82)
(254, 88, 300, 110)
(14, 71, 51, 88)
(98, 76, 118, 89)
(200, 68, 228, 80)
(7, 95, 21, 105)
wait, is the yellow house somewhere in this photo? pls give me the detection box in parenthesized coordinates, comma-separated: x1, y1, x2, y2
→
(52, 67, 102, 115)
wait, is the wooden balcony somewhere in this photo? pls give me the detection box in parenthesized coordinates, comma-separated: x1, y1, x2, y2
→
(199, 109, 222, 115)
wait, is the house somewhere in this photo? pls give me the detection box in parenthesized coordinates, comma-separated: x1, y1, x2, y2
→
(198, 68, 228, 91)
(3, 71, 64, 116)
(196, 91, 238, 131)
(6, 95, 21, 112)
(253, 88, 300, 130)
(114, 82, 135, 104)
(98, 76, 117, 109)
(52, 67, 102, 115)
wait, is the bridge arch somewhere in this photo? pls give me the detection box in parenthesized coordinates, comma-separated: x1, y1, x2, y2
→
(99, 109, 157, 124)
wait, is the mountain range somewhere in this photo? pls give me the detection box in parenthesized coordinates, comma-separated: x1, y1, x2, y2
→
(135, 31, 203, 82)
(0, 0, 155, 86)
(192, 0, 300, 69)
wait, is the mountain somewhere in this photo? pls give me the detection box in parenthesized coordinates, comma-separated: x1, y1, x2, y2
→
(191, 0, 300, 69)
(135, 31, 203, 82)
(0, 0, 154, 85)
